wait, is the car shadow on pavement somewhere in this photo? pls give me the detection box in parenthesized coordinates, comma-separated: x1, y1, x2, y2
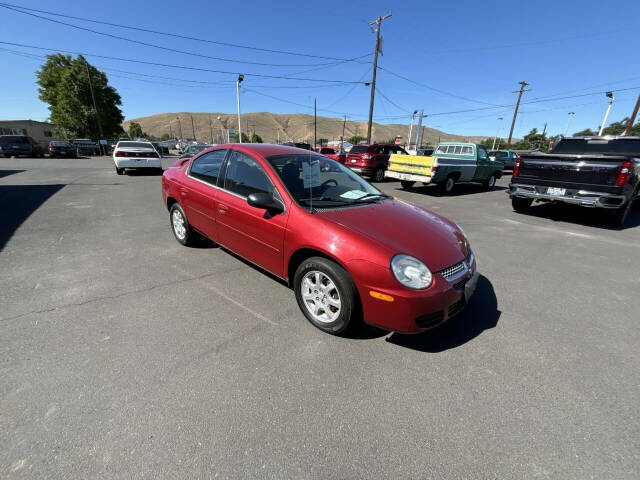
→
(389, 181, 508, 197)
(0, 184, 65, 250)
(514, 202, 640, 230)
(0, 169, 25, 179)
(385, 275, 500, 352)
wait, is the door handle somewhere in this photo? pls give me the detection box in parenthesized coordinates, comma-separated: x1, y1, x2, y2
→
(180, 188, 188, 197)
(218, 204, 229, 214)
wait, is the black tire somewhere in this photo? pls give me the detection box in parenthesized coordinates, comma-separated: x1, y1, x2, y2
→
(400, 180, 415, 189)
(293, 256, 358, 335)
(512, 197, 533, 212)
(115, 167, 124, 175)
(371, 168, 385, 183)
(483, 174, 497, 190)
(439, 175, 456, 194)
(49, 154, 55, 159)
(169, 203, 197, 246)
(609, 199, 634, 227)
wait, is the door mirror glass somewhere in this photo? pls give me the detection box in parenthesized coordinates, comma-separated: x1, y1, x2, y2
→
(247, 192, 284, 213)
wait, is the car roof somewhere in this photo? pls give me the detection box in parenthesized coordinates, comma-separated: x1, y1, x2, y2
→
(207, 143, 320, 157)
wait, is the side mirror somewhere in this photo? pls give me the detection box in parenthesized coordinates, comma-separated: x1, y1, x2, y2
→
(247, 192, 284, 213)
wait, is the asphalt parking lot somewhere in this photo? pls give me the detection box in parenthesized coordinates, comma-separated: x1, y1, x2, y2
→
(1, 156, 639, 479)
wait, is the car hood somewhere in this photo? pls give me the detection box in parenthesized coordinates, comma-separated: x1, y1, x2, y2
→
(318, 198, 467, 271)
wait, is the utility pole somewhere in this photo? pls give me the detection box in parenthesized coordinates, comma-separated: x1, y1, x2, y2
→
(407, 110, 417, 151)
(622, 94, 640, 136)
(169, 124, 173, 139)
(491, 117, 503, 150)
(598, 91, 615, 136)
(414, 110, 424, 149)
(84, 59, 105, 155)
(277, 129, 280, 144)
(314, 98, 317, 149)
(366, 12, 392, 144)
(209, 117, 213, 144)
(176, 116, 183, 140)
(236, 74, 244, 143)
(342, 115, 347, 151)
(190, 115, 196, 140)
(564, 112, 575, 137)
(539, 122, 548, 150)
(507, 81, 530, 146)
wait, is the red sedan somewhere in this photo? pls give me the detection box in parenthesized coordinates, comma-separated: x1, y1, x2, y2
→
(161, 144, 478, 335)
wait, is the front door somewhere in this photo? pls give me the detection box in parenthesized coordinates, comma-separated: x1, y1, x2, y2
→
(473, 145, 492, 181)
(216, 150, 288, 276)
(181, 149, 228, 240)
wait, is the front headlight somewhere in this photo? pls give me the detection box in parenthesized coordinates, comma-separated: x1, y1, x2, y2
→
(391, 254, 433, 289)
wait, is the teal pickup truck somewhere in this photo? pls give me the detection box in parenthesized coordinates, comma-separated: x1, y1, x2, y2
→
(386, 142, 505, 193)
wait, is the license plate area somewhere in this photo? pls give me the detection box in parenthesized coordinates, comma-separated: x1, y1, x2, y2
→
(547, 187, 566, 196)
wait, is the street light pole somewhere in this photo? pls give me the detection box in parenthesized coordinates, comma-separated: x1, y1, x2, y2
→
(236, 74, 244, 143)
(491, 117, 503, 150)
(564, 112, 575, 137)
(407, 109, 417, 151)
(176, 116, 183, 140)
(598, 91, 615, 136)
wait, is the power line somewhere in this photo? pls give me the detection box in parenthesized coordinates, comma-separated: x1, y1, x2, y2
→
(0, 3, 370, 68)
(0, 41, 368, 83)
(0, 2, 368, 62)
(375, 87, 411, 113)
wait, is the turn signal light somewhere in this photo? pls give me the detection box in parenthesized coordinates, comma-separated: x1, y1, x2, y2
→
(369, 290, 394, 302)
(614, 160, 632, 187)
(513, 156, 522, 177)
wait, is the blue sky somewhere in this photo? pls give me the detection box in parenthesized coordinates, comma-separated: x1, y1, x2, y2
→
(0, 0, 638, 138)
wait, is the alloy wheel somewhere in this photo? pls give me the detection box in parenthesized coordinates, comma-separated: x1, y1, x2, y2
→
(300, 271, 342, 324)
(172, 209, 186, 240)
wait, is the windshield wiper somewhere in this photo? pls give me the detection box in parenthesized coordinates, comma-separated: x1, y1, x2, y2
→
(352, 192, 391, 203)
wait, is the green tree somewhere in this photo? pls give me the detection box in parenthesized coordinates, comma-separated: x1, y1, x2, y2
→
(128, 121, 144, 138)
(317, 138, 328, 146)
(511, 128, 550, 151)
(250, 133, 263, 143)
(573, 128, 596, 137)
(481, 138, 508, 150)
(160, 133, 170, 141)
(349, 135, 366, 145)
(36, 54, 124, 139)
(232, 132, 250, 143)
(570, 117, 639, 137)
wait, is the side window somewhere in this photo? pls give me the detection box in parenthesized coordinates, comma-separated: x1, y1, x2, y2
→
(462, 146, 473, 155)
(224, 151, 274, 198)
(190, 149, 227, 185)
(435, 145, 447, 154)
(453, 145, 462, 154)
(477, 146, 488, 160)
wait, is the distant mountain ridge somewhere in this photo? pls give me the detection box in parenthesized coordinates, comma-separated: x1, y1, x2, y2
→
(123, 112, 490, 145)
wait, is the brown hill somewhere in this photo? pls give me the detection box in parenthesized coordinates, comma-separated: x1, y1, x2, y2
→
(123, 112, 489, 146)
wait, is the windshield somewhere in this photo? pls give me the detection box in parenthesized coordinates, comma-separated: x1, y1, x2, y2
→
(0, 136, 28, 144)
(349, 145, 371, 154)
(266, 153, 385, 210)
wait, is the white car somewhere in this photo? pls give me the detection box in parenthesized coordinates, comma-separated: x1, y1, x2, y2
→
(113, 140, 161, 175)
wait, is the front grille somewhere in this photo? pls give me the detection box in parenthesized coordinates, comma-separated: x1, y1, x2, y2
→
(438, 261, 465, 279)
(415, 310, 444, 329)
(448, 298, 466, 318)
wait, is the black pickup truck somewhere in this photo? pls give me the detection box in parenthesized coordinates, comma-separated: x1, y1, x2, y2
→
(508, 136, 639, 226)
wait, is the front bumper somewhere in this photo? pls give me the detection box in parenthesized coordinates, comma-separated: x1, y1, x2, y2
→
(509, 183, 625, 209)
(347, 256, 478, 334)
(114, 157, 162, 168)
(346, 166, 374, 176)
(385, 170, 432, 183)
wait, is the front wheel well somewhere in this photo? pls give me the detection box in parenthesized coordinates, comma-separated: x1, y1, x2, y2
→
(287, 248, 346, 288)
(166, 196, 178, 210)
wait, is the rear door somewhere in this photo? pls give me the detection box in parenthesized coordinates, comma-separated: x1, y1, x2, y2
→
(216, 150, 288, 276)
(182, 149, 228, 239)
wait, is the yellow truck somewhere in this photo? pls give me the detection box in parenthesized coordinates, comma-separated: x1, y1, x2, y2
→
(385, 142, 504, 193)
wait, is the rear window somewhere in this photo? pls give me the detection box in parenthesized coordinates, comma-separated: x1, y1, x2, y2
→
(552, 138, 640, 156)
(320, 148, 335, 154)
(491, 151, 508, 159)
(118, 141, 152, 148)
(0, 136, 28, 144)
(50, 141, 70, 146)
(349, 146, 372, 154)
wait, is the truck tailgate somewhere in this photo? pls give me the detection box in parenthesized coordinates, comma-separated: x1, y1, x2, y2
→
(517, 154, 624, 192)
(388, 153, 434, 176)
